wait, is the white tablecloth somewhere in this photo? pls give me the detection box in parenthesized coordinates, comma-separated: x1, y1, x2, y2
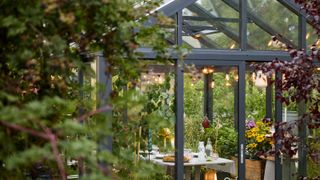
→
(147, 156, 235, 180)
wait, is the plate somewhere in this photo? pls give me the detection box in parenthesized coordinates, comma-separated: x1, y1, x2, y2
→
(155, 154, 164, 159)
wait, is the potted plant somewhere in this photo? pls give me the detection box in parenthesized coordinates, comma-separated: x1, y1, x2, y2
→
(244, 119, 273, 179)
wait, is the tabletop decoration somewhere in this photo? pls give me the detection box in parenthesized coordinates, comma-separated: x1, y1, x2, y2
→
(158, 128, 173, 153)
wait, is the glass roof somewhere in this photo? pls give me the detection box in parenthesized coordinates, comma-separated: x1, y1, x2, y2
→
(158, 0, 310, 51)
(182, 0, 240, 49)
(247, 0, 298, 50)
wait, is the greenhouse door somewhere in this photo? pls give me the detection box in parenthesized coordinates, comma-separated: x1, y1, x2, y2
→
(182, 60, 246, 180)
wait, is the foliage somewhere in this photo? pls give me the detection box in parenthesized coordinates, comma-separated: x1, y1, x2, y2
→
(204, 122, 238, 159)
(141, 74, 175, 152)
(184, 115, 203, 152)
(294, 0, 320, 34)
(307, 129, 320, 177)
(212, 73, 235, 124)
(0, 0, 174, 179)
(245, 120, 273, 159)
(254, 47, 320, 160)
(183, 70, 269, 156)
(184, 74, 204, 118)
(249, 1, 320, 178)
(246, 78, 268, 120)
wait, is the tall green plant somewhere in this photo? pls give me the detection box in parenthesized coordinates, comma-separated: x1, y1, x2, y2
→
(0, 0, 174, 179)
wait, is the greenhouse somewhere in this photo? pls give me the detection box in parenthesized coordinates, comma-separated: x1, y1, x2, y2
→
(0, 0, 319, 180)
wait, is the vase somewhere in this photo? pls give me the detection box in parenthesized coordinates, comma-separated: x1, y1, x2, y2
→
(198, 141, 206, 161)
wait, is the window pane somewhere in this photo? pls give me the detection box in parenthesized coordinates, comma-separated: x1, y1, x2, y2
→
(307, 24, 318, 49)
(247, 0, 298, 50)
(182, 0, 240, 49)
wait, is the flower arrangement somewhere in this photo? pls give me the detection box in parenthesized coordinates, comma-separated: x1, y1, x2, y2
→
(245, 119, 273, 159)
(158, 128, 174, 152)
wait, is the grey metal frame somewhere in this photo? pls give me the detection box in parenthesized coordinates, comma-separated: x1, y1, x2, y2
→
(298, 14, 307, 177)
(275, 72, 283, 180)
(174, 10, 184, 180)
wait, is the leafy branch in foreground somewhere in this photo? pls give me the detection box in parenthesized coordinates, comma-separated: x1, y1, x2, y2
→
(0, 0, 172, 179)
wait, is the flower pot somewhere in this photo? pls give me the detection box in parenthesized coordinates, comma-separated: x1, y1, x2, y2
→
(231, 157, 265, 180)
(245, 159, 265, 180)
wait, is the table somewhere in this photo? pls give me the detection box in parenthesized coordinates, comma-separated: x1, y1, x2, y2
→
(149, 156, 236, 180)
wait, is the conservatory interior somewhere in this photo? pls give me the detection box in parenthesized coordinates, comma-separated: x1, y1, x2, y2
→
(88, 0, 320, 180)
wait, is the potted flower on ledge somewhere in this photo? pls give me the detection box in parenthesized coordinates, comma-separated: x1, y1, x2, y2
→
(245, 119, 273, 180)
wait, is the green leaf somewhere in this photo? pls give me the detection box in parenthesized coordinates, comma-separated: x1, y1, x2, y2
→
(6, 145, 52, 170)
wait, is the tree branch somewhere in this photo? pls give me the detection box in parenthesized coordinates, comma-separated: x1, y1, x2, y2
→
(76, 105, 112, 122)
(0, 120, 50, 140)
(0, 120, 66, 179)
(45, 128, 66, 180)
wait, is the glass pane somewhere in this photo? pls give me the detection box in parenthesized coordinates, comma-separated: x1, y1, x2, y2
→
(307, 72, 320, 178)
(245, 68, 273, 180)
(198, 0, 239, 18)
(307, 23, 319, 49)
(282, 102, 299, 179)
(247, 0, 298, 50)
(248, 22, 283, 50)
(184, 67, 204, 151)
(182, 0, 239, 49)
(184, 64, 238, 179)
(308, 129, 320, 178)
(134, 61, 176, 179)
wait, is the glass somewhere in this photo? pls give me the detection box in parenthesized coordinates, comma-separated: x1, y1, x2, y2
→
(184, 65, 204, 152)
(184, 64, 238, 179)
(247, 0, 298, 50)
(307, 23, 318, 51)
(184, 149, 193, 160)
(198, 141, 206, 161)
(247, 22, 283, 50)
(182, 0, 239, 49)
(198, 0, 239, 19)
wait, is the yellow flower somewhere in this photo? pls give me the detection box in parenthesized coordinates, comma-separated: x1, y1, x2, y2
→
(269, 138, 274, 145)
(251, 127, 258, 132)
(252, 143, 257, 148)
(256, 135, 265, 142)
(159, 128, 172, 139)
(256, 121, 264, 127)
(250, 128, 258, 137)
(247, 143, 257, 149)
(246, 131, 253, 138)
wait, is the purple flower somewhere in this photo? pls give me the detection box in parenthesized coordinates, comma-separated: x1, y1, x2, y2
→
(246, 120, 256, 129)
